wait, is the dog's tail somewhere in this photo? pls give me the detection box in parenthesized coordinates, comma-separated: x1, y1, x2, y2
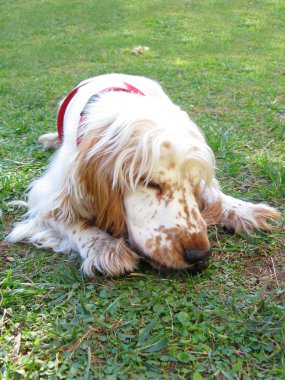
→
(38, 132, 60, 149)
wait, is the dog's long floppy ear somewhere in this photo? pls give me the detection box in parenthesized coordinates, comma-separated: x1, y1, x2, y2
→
(54, 130, 127, 238)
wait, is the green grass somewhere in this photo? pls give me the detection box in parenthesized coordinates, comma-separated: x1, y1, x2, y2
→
(1, 0, 285, 378)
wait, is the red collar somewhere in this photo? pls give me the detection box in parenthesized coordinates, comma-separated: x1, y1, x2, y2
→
(57, 81, 145, 143)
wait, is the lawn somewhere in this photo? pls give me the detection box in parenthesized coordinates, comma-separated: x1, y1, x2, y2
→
(1, 0, 285, 378)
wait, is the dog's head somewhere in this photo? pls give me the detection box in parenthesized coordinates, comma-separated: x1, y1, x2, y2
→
(59, 93, 218, 270)
(124, 140, 213, 270)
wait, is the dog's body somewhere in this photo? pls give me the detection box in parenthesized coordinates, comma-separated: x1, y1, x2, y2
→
(7, 74, 280, 276)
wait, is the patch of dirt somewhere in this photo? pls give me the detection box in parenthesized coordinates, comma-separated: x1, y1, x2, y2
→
(0, 237, 27, 269)
(210, 224, 285, 291)
(241, 253, 285, 291)
(0, 215, 29, 268)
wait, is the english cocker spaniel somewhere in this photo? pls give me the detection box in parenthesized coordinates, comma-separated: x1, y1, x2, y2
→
(7, 74, 280, 276)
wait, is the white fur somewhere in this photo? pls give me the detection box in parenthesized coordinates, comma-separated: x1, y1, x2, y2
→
(7, 74, 280, 276)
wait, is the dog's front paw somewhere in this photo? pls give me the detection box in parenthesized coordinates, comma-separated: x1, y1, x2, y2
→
(222, 202, 280, 235)
(250, 204, 281, 232)
(81, 237, 139, 277)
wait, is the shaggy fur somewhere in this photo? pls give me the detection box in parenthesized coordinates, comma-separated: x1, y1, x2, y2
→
(7, 74, 280, 276)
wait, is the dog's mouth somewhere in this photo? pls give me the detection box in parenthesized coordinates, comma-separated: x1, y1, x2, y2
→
(126, 240, 210, 275)
(145, 255, 210, 275)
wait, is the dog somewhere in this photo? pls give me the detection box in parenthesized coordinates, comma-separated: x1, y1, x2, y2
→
(7, 74, 280, 276)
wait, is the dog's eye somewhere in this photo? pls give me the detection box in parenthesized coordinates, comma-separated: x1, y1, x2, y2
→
(147, 181, 162, 192)
(140, 178, 162, 192)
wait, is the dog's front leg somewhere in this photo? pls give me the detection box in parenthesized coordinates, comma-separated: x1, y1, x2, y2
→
(66, 222, 139, 277)
(200, 184, 280, 234)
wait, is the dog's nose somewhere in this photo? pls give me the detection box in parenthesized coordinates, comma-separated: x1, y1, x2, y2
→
(184, 248, 212, 264)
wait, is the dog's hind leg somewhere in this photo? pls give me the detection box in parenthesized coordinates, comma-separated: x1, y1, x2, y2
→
(66, 222, 139, 277)
(200, 185, 280, 234)
(38, 132, 60, 149)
